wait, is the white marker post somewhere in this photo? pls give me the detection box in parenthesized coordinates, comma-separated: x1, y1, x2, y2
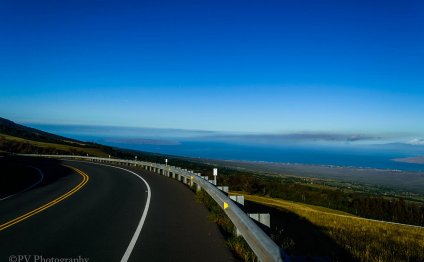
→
(165, 159, 168, 166)
(213, 168, 218, 185)
(135, 156, 137, 161)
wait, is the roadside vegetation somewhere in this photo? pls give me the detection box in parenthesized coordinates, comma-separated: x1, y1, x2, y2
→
(220, 173, 424, 227)
(242, 194, 424, 262)
(195, 189, 256, 261)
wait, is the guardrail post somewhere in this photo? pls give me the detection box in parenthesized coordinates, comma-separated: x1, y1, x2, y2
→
(217, 186, 229, 193)
(213, 168, 218, 186)
(230, 195, 245, 206)
(248, 213, 271, 228)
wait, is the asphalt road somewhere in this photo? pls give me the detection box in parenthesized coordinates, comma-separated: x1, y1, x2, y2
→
(0, 156, 234, 262)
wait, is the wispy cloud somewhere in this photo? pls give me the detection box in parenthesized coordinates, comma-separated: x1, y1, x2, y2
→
(407, 138, 424, 145)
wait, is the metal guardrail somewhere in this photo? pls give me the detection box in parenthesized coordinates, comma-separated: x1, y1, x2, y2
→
(21, 154, 290, 262)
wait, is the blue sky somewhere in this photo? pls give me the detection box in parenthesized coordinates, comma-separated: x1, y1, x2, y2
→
(1, 1, 423, 143)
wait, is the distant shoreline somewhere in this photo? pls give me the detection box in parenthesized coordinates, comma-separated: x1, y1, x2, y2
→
(185, 157, 424, 195)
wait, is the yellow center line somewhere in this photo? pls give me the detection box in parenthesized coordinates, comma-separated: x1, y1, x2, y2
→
(0, 165, 89, 232)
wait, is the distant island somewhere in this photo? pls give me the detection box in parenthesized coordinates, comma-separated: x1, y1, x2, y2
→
(394, 156, 424, 164)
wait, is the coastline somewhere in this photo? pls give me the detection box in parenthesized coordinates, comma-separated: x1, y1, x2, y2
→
(185, 157, 424, 195)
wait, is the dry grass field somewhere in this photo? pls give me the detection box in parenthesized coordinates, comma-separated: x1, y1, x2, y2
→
(241, 194, 424, 261)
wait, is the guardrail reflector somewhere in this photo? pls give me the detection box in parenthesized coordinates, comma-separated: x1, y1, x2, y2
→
(224, 202, 229, 210)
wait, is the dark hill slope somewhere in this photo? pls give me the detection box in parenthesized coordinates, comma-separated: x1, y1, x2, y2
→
(0, 117, 81, 146)
(0, 117, 133, 158)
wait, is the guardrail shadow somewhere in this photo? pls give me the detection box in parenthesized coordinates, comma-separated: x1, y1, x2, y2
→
(243, 200, 356, 262)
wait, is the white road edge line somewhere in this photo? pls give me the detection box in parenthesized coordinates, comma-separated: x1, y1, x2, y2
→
(0, 166, 44, 201)
(66, 160, 151, 262)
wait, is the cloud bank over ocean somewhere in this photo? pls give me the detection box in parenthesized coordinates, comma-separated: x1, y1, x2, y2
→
(25, 123, 420, 148)
(194, 132, 384, 145)
(408, 138, 424, 145)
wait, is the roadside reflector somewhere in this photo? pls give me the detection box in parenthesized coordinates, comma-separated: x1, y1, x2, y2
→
(224, 202, 229, 210)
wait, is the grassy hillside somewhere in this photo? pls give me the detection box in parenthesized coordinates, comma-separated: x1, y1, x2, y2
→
(0, 133, 108, 157)
(0, 117, 134, 158)
(240, 193, 424, 262)
(0, 117, 82, 146)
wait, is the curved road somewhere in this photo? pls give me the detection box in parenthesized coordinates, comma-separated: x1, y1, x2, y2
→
(0, 156, 234, 262)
